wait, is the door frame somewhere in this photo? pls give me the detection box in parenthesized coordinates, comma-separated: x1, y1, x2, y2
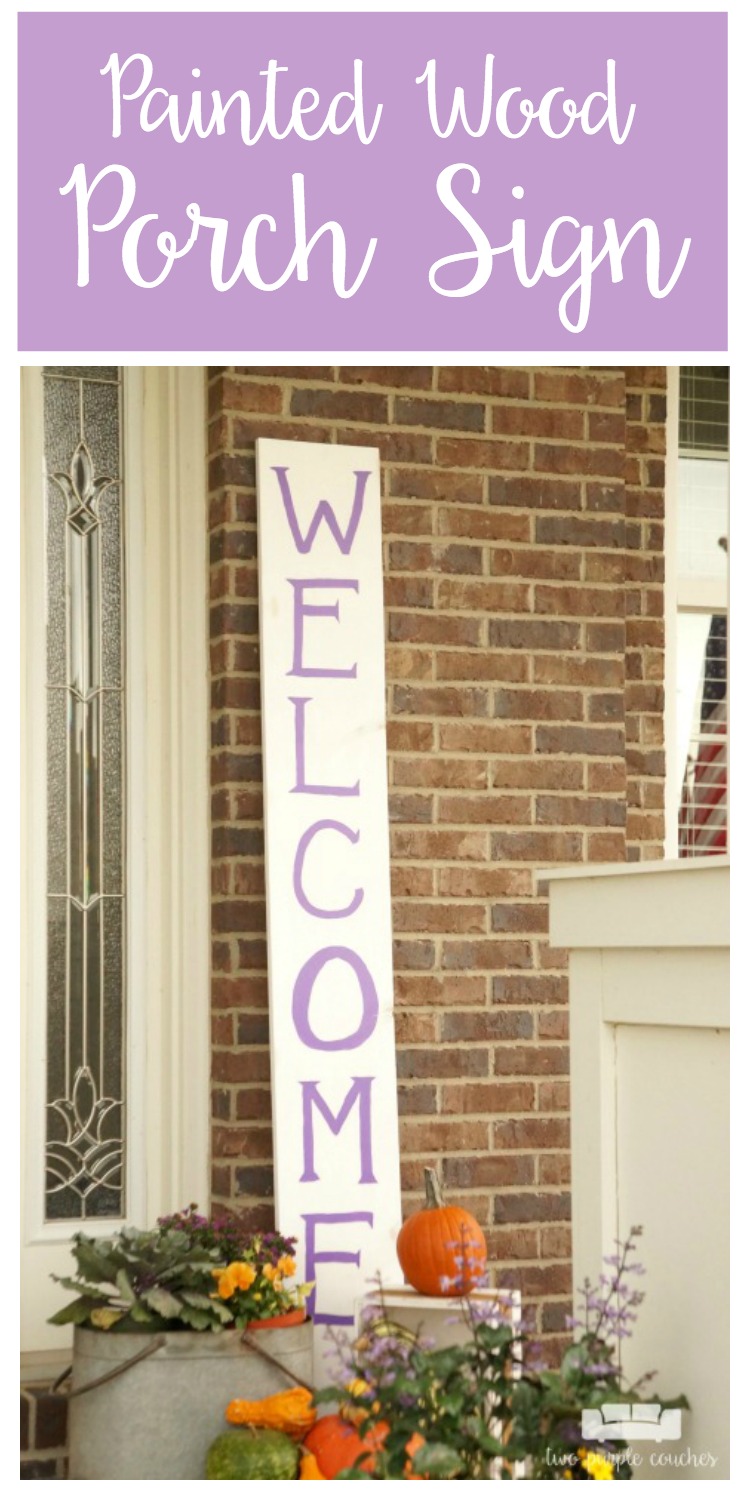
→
(20, 366, 210, 1354)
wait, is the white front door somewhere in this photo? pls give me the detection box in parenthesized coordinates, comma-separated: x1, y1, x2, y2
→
(21, 366, 211, 1354)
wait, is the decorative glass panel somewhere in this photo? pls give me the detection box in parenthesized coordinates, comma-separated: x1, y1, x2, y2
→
(43, 368, 126, 1220)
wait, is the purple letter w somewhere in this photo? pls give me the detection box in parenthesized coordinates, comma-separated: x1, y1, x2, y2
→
(274, 466, 371, 555)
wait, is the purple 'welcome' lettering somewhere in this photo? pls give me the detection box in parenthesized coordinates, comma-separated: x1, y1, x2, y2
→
(300, 1077, 376, 1184)
(292, 945, 379, 1051)
(274, 466, 371, 554)
(288, 578, 359, 679)
(303, 1211, 375, 1325)
(293, 819, 363, 919)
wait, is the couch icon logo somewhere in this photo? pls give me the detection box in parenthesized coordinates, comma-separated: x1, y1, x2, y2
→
(582, 1404, 683, 1443)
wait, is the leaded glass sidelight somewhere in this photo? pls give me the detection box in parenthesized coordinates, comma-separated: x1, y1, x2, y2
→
(43, 368, 125, 1220)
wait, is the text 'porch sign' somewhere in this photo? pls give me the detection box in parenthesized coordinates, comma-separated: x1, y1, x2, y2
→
(257, 439, 402, 1360)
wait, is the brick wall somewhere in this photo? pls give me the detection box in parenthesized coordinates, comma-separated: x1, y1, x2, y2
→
(207, 365, 666, 1354)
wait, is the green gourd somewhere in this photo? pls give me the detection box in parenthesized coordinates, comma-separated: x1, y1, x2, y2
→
(205, 1428, 299, 1480)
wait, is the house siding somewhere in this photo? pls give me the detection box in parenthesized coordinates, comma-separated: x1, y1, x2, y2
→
(207, 365, 666, 1355)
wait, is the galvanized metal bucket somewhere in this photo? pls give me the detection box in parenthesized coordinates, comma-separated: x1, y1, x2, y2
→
(67, 1320, 314, 1480)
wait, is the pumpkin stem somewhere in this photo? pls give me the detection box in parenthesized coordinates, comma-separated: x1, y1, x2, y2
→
(424, 1167, 444, 1210)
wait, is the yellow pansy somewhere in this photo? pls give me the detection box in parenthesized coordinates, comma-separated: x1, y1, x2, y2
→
(347, 1378, 371, 1399)
(262, 1262, 279, 1281)
(215, 1270, 237, 1300)
(276, 1255, 297, 1278)
(581, 1451, 614, 1481)
(231, 1261, 256, 1291)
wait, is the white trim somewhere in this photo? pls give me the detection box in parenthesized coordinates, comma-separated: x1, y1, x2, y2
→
(124, 366, 211, 1223)
(676, 578, 729, 612)
(663, 366, 680, 858)
(20, 367, 210, 1353)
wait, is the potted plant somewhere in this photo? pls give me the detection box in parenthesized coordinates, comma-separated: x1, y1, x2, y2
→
(50, 1205, 314, 1481)
(316, 1227, 688, 1480)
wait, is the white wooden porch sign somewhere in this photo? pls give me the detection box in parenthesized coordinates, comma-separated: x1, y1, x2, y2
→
(257, 439, 403, 1362)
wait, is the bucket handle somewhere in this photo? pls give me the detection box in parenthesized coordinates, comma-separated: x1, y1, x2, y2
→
(52, 1327, 309, 1400)
(52, 1334, 168, 1400)
(240, 1329, 309, 1389)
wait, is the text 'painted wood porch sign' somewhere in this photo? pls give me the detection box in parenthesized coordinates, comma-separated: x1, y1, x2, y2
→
(257, 440, 402, 1360)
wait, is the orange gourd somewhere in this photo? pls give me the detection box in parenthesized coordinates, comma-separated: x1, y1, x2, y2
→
(303, 1415, 389, 1478)
(405, 1432, 426, 1480)
(397, 1168, 487, 1297)
(225, 1386, 316, 1440)
(299, 1451, 328, 1480)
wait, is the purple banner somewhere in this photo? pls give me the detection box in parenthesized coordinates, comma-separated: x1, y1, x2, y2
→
(18, 11, 727, 352)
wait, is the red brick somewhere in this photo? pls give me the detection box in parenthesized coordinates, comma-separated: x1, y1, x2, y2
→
(443, 939, 533, 969)
(395, 974, 488, 1007)
(493, 1117, 570, 1149)
(442, 1081, 536, 1114)
(437, 867, 533, 898)
(438, 794, 533, 825)
(538, 1081, 571, 1113)
(290, 387, 388, 423)
(441, 1010, 533, 1042)
(397, 1047, 490, 1079)
(534, 371, 625, 406)
(390, 827, 489, 861)
(540, 1224, 573, 1258)
(390, 866, 435, 898)
(436, 652, 529, 683)
(490, 831, 583, 862)
(489, 619, 581, 651)
(436, 437, 531, 469)
(535, 443, 624, 478)
(438, 367, 530, 398)
(445, 1155, 535, 1189)
(381, 502, 434, 537)
(389, 540, 484, 575)
(212, 1050, 271, 1084)
(437, 506, 531, 542)
(490, 546, 581, 581)
(393, 757, 488, 790)
(393, 396, 486, 432)
(492, 759, 583, 791)
(392, 684, 490, 717)
(493, 404, 584, 439)
(339, 366, 432, 389)
(494, 688, 584, 722)
(392, 900, 486, 934)
(495, 1191, 571, 1223)
(439, 723, 533, 754)
(536, 795, 626, 828)
(436, 580, 532, 617)
(399, 1119, 490, 1154)
(493, 1046, 569, 1076)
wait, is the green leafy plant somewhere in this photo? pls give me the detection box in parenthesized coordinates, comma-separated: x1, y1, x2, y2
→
(317, 1228, 688, 1480)
(49, 1205, 312, 1334)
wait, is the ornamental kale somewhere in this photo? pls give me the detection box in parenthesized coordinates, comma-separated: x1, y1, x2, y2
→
(49, 1204, 309, 1334)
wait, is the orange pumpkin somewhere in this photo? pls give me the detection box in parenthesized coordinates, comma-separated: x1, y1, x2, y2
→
(397, 1168, 487, 1296)
(303, 1415, 389, 1478)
